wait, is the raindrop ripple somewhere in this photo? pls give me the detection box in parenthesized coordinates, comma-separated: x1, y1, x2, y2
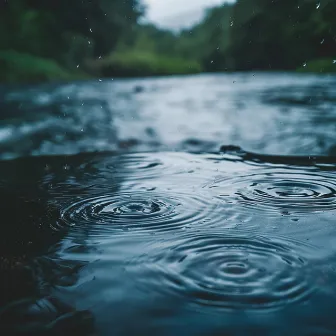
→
(60, 190, 222, 236)
(208, 168, 336, 215)
(130, 234, 315, 311)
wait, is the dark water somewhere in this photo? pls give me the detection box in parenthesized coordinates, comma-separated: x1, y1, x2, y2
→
(1, 73, 336, 335)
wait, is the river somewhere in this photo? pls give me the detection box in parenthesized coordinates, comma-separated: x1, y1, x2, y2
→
(0, 72, 336, 335)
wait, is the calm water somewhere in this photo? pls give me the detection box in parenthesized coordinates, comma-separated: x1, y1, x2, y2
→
(0, 73, 336, 335)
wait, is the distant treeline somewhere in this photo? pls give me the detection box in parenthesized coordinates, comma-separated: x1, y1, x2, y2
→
(0, 0, 335, 82)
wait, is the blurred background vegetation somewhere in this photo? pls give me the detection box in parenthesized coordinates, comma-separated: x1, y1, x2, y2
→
(0, 0, 335, 83)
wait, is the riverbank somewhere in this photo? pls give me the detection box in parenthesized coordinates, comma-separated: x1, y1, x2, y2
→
(297, 58, 336, 74)
(0, 50, 335, 85)
(86, 51, 202, 78)
(0, 50, 89, 84)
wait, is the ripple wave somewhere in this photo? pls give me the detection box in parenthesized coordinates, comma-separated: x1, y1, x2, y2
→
(60, 191, 224, 236)
(207, 168, 336, 215)
(129, 234, 315, 311)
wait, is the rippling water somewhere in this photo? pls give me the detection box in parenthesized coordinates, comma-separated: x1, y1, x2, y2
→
(0, 73, 336, 159)
(1, 73, 336, 335)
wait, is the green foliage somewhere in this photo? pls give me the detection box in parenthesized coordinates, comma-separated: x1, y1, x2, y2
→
(94, 51, 202, 77)
(176, 5, 234, 71)
(1, 0, 335, 83)
(0, 0, 143, 73)
(297, 59, 336, 73)
(0, 51, 88, 83)
(230, 0, 336, 71)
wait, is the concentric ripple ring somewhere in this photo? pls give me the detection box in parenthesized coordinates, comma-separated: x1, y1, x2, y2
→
(60, 191, 223, 236)
(129, 234, 315, 311)
(207, 168, 336, 215)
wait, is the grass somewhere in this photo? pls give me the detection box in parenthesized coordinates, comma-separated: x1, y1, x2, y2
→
(0, 50, 88, 84)
(297, 58, 336, 73)
(91, 51, 202, 78)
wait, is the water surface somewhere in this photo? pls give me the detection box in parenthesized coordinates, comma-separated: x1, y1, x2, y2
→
(0, 73, 336, 335)
(0, 72, 335, 159)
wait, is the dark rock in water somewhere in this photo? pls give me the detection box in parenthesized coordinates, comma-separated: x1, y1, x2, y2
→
(133, 85, 144, 93)
(118, 138, 140, 149)
(219, 145, 336, 165)
(219, 145, 244, 154)
(0, 296, 96, 335)
(181, 138, 218, 152)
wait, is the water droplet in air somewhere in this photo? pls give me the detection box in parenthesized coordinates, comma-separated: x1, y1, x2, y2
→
(316, 3, 320, 9)
(333, 60, 336, 64)
(303, 63, 307, 67)
(77, 64, 79, 68)
(320, 39, 325, 44)
(230, 21, 234, 27)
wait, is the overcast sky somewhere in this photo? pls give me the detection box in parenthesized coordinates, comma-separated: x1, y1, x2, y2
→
(143, 0, 234, 30)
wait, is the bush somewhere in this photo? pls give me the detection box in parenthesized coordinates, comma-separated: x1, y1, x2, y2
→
(91, 51, 202, 77)
(0, 50, 88, 83)
(297, 58, 336, 73)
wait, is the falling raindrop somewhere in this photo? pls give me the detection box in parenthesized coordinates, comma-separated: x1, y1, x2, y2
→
(303, 63, 307, 67)
(316, 3, 320, 9)
(77, 64, 79, 68)
(230, 21, 234, 27)
(320, 39, 325, 44)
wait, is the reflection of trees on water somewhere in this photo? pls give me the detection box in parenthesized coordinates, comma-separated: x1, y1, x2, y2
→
(0, 152, 126, 334)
